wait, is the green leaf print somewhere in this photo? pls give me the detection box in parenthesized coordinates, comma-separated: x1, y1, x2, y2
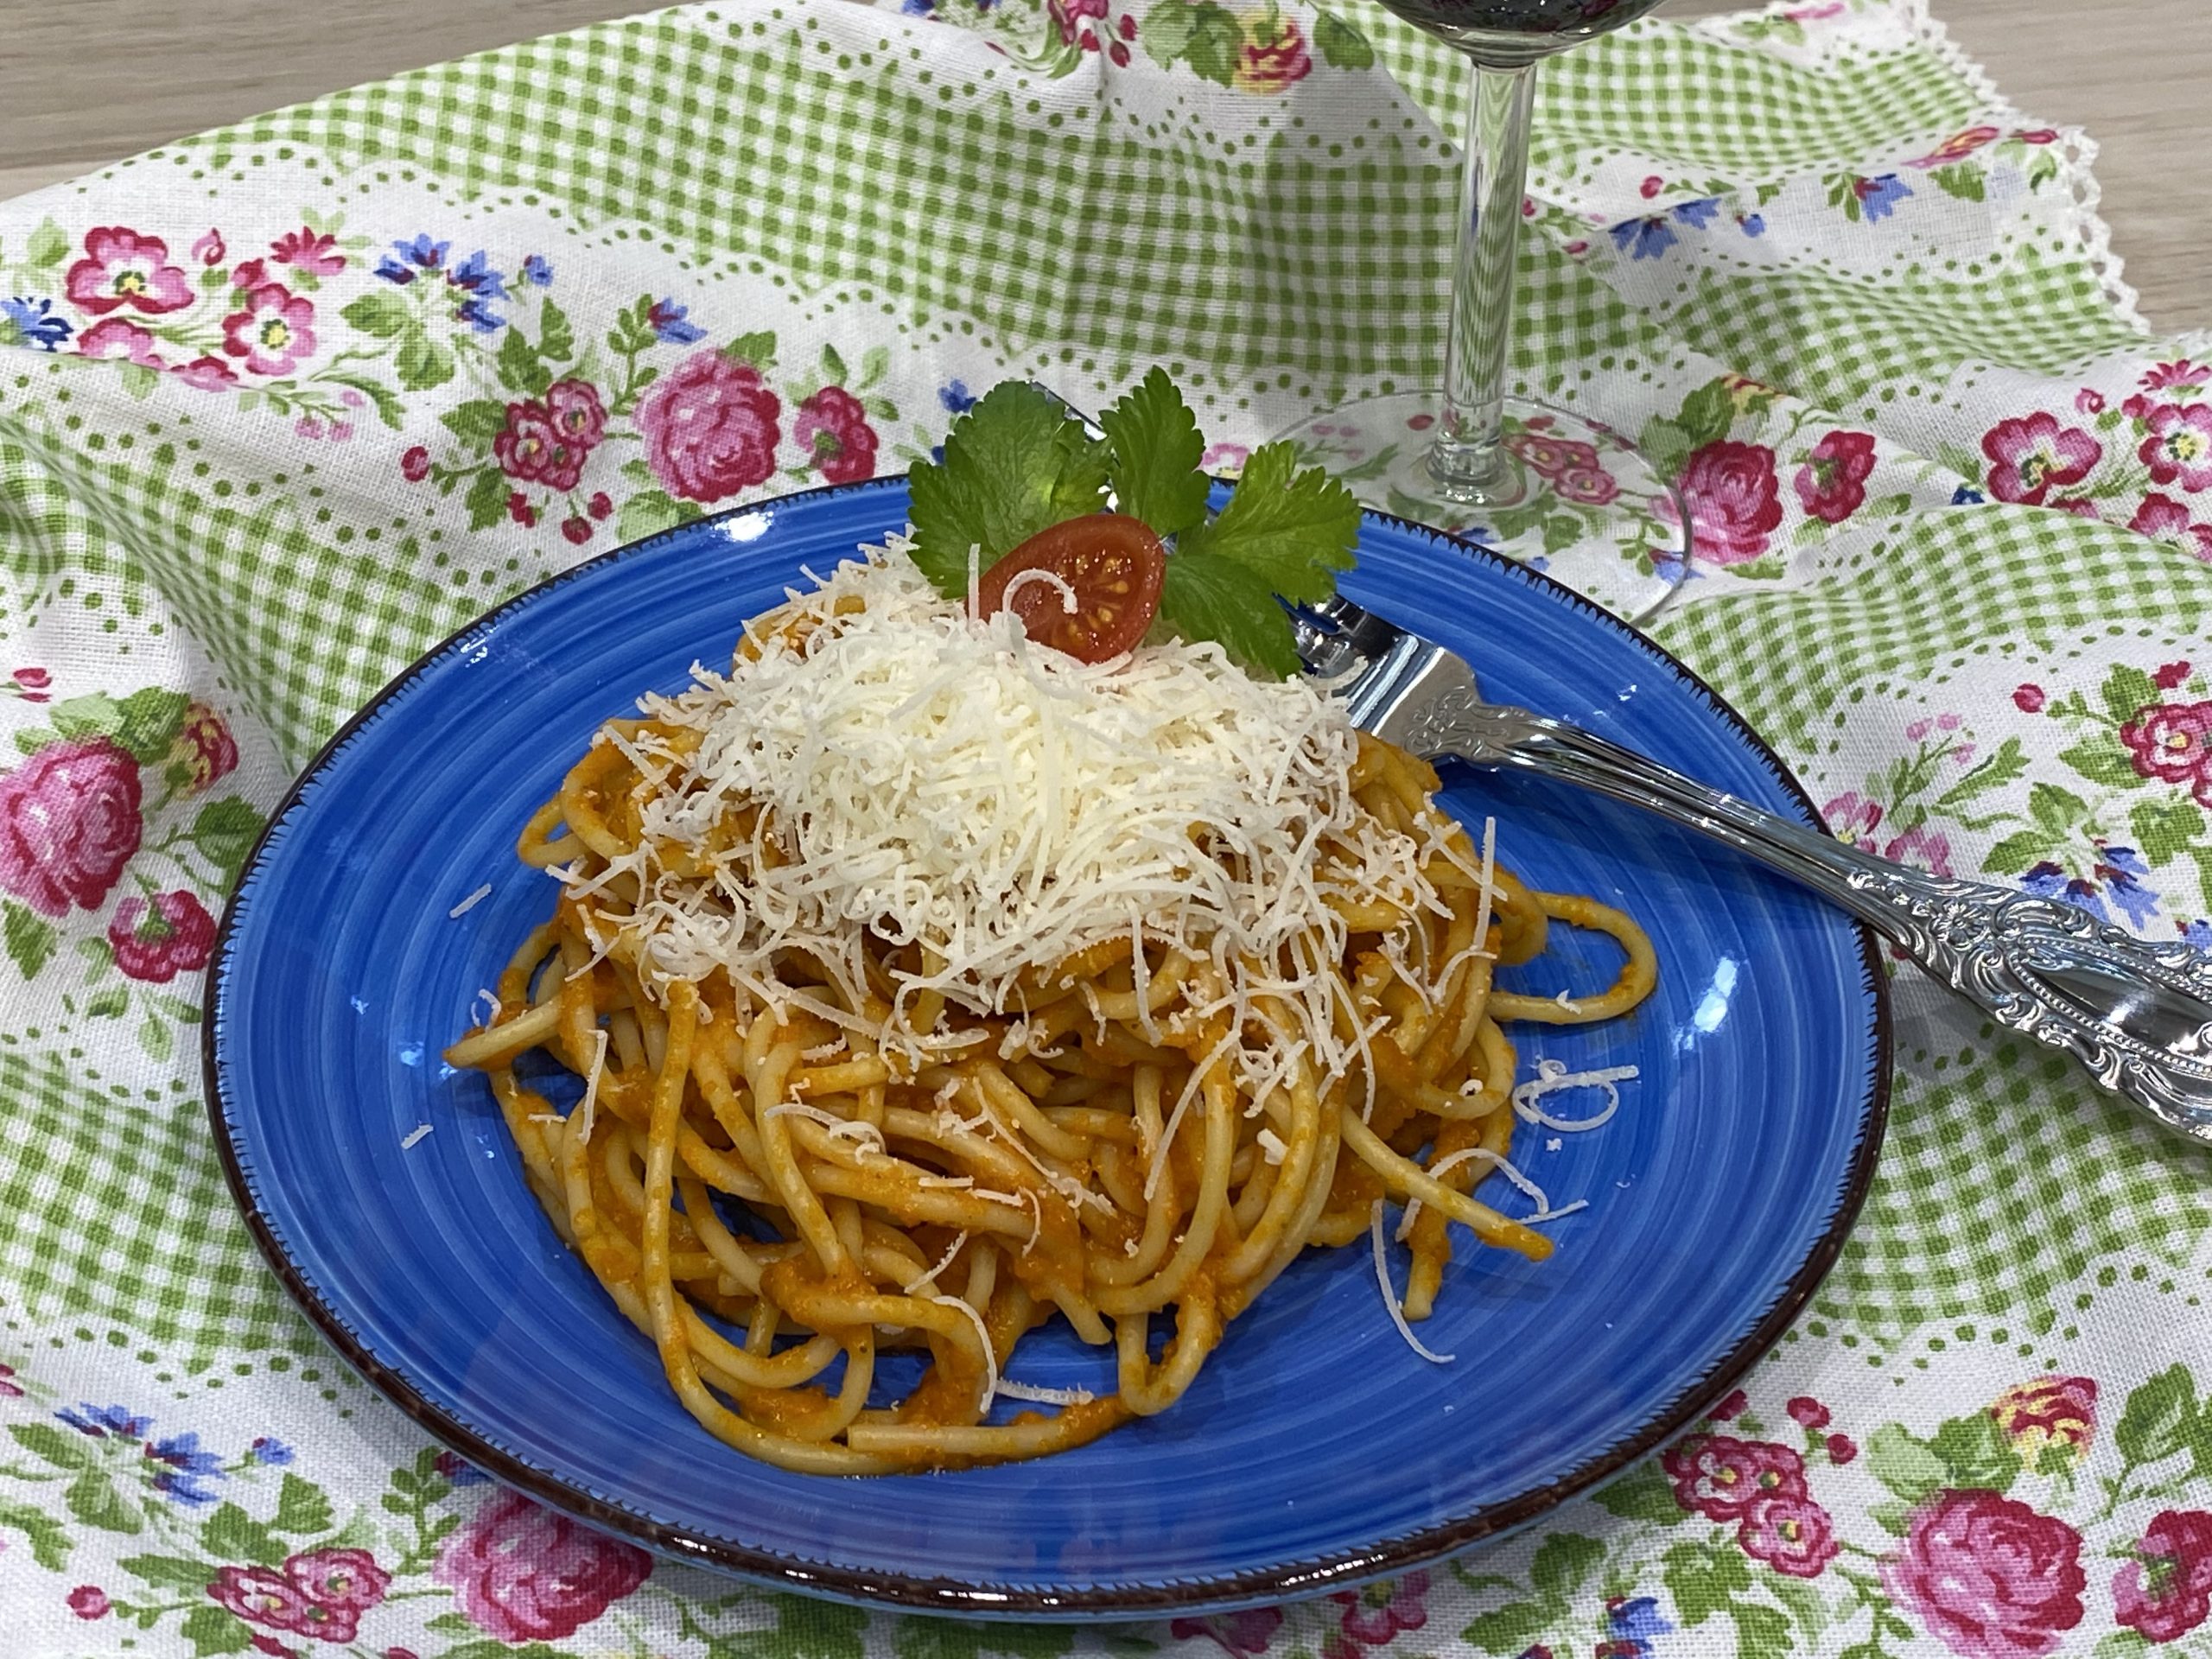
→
(617, 489, 704, 543)
(2114, 1363, 2197, 1465)
(711, 1598, 869, 1659)
(119, 1552, 222, 1589)
(179, 1604, 253, 1657)
(895, 1618, 1074, 1659)
(443, 398, 512, 445)
(2130, 797, 2202, 868)
(191, 797, 264, 883)
(113, 686, 191, 763)
(1529, 1531, 1604, 1601)
(2057, 739, 2145, 790)
(1662, 1537, 1750, 1626)
(64, 1467, 140, 1533)
(1984, 828, 2061, 875)
(0, 1499, 71, 1570)
(1182, 3, 1244, 85)
(2, 900, 56, 980)
(1590, 1460, 1688, 1523)
(538, 295, 577, 363)
(1462, 1599, 1550, 1655)
(1927, 1410, 2020, 1492)
(272, 1471, 334, 1535)
(1313, 10, 1376, 67)
(1935, 734, 2029, 806)
(725, 330, 778, 371)
(2101, 664, 2160, 726)
(1675, 379, 1735, 451)
(340, 289, 411, 338)
(26, 217, 70, 269)
(2027, 780, 2089, 832)
(499, 324, 552, 397)
(397, 327, 457, 391)
(1929, 163, 1986, 202)
(465, 467, 511, 532)
(1865, 1422, 1947, 1506)
(1729, 1600, 1793, 1659)
(203, 1498, 286, 1567)
(10, 1421, 94, 1471)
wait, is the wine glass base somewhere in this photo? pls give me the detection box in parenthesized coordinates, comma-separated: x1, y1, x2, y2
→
(1273, 392, 1690, 625)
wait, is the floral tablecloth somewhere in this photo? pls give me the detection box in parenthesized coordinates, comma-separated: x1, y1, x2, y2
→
(1, 0, 2209, 1653)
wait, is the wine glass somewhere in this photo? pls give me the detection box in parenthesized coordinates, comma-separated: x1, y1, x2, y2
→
(1275, 0, 1687, 623)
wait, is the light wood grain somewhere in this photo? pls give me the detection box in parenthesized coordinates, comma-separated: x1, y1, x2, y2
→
(0, 1, 2202, 331)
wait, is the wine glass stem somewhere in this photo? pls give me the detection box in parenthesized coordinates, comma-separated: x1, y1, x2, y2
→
(1428, 56, 1536, 500)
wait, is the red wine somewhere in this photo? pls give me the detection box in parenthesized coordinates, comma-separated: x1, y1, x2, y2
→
(1373, 0, 1668, 64)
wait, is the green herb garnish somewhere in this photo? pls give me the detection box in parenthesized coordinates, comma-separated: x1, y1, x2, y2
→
(906, 370, 1358, 677)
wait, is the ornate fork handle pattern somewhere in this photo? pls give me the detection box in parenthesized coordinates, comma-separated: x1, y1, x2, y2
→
(1417, 700, 2212, 1143)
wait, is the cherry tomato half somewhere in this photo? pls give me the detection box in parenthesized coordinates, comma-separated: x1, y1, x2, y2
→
(976, 513, 1167, 664)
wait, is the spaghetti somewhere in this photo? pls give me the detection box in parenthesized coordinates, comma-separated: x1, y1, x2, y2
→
(445, 542, 1656, 1472)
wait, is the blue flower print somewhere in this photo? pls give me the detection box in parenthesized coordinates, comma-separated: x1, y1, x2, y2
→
(2182, 918, 2212, 949)
(1737, 213, 1766, 237)
(1854, 174, 1912, 223)
(1602, 1594, 1675, 1657)
(1670, 197, 1721, 230)
(939, 379, 977, 415)
(373, 256, 415, 284)
(248, 1436, 295, 1466)
(146, 1430, 226, 1507)
(2093, 844, 2160, 929)
(2022, 861, 2107, 922)
(1950, 484, 1986, 505)
(395, 233, 450, 271)
(447, 249, 508, 302)
(1, 296, 72, 352)
(57, 1403, 150, 1440)
(520, 253, 554, 287)
(433, 1449, 493, 1487)
(455, 296, 505, 335)
(902, 0, 936, 13)
(1609, 216, 1678, 260)
(646, 298, 706, 345)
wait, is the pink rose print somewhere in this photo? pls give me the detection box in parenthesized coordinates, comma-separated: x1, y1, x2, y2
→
(493, 403, 589, 493)
(1710, 1389, 1749, 1421)
(1794, 429, 1878, 523)
(172, 702, 238, 793)
(2113, 1510, 2212, 1645)
(1786, 1396, 1830, 1429)
(2141, 359, 2211, 392)
(2156, 660, 2194, 690)
(2139, 402, 2212, 493)
(208, 1566, 322, 1637)
(1989, 1376, 2097, 1467)
(543, 378, 608, 448)
(191, 229, 225, 267)
(0, 738, 143, 917)
(1980, 413, 2101, 505)
(2014, 684, 2048, 713)
(1880, 1491, 2086, 1659)
(1822, 791, 1883, 845)
(282, 1548, 389, 1640)
(2049, 496, 2100, 520)
(1826, 1433, 1858, 1465)
(108, 891, 218, 983)
(1739, 1492, 1840, 1578)
(400, 446, 431, 483)
(561, 516, 593, 546)
(1507, 433, 1602, 480)
(2119, 701, 2212, 792)
(1664, 441, 1783, 565)
(1170, 1608, 1283, 1658)
(794, 385, 880, 485)
(172, 355, 239, 392)
(220, 283, 316, 377)
(1661, 1433, 1807, 1522)
(1883, 826, 1955, 878)
(77, 319, 163, 368)
(434, 1489, 651, 1643)
(637, 348, 782, 504)
(2129, 493, 2212, 558)
(1234, 13, 1313, 92)
(1554, 465, 1619, 506)
(1048, 0, 1107, 46)
(268, 227, 346, 276)
(63, 226, 194, 316)
(67, 1586, 110, 1619)
(1330, 1570, 1428, 1643)
(1908, 124, 2000, 168)
(1200, 441, 1251, 474)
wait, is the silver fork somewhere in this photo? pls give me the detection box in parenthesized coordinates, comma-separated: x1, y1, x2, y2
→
(1291, 592, 2212, 1143)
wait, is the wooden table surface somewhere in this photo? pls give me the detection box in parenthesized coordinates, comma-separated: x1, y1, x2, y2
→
(1, 0, 2202, 333)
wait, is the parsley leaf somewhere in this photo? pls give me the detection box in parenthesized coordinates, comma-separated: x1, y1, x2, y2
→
(1158, 552, 1302, 678)
(906, 383, 1107, 595)
(1101, 367, 1210, 538)
(1176, 441, 1358, 602)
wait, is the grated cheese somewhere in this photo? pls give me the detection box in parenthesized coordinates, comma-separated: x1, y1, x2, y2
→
(996, 1378, 1096, 1407)
(1511, 1058, 1641, 1133)
(565, 537, 1465, 1116)
(448, 883, 493, 918)
(1369, 1200, 1453, 1364)
(401, 1123, 433, 1150)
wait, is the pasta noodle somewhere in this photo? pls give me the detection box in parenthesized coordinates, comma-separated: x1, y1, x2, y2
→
(445, 550, 1656, 1472)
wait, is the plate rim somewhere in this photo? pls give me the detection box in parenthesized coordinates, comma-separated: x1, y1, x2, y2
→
(203, 475, 1891, 1618)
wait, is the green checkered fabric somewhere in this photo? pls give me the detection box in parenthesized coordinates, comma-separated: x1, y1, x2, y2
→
(2, 0, 2210, 1648)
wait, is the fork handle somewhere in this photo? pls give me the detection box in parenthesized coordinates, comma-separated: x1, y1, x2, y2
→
(1429, 701, 2212, 1142)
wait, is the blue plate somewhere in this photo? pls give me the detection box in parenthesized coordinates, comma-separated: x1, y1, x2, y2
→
(206, 480, 1887, 1618)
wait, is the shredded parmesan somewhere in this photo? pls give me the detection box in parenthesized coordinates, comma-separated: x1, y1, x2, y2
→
(448, 883, 493, 918)
(1398, 1144, 1586, 1241)
(900, 1231, 969, 1296)
(576, 1027, 609, 1145)
(1369, 1200, 1453, 1364)
(930, 1291, 998, 1416)
(996, 1378, 1096, 1407)
(401, 1123, 433, 1150)
(1511, 1058, 1641, 1133)
(565, 537, 1463, 1122)
(1255, 1127, 1287, 1166)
